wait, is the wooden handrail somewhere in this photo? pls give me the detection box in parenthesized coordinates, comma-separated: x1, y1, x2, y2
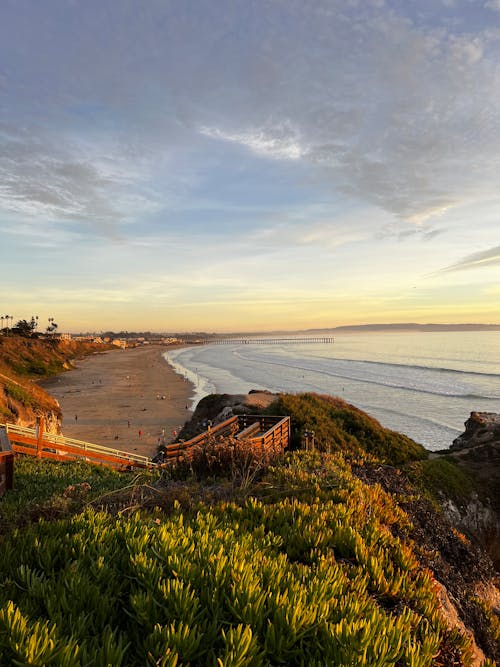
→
(1, 423, 155, 469)
(3, 423, 152, 467)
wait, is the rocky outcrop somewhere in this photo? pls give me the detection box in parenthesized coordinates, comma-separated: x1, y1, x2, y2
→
(178, 391, 277, 440)
(452, 411, 500, 449)
(437, 412, 500, 570)
(443, 495, 500, 572)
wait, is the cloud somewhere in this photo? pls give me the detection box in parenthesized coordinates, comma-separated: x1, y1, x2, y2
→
(199, 124, 305, 161)
(3, 0, 500, 232)
(485, 0, 500, 11)
(439, 244, 500, 272)
(0, 124, 165, 238)
(376, 222, 445, 242)
(172, 3, 500, 225)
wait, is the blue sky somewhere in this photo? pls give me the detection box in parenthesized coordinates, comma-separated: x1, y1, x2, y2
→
(1, 0, 500, 333)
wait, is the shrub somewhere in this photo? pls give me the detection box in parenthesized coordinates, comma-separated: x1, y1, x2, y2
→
(406, 458, 475, 508)
(267, 393, 427, 464)
(4, 382, 33, 408)
(173, 436, 283, 488)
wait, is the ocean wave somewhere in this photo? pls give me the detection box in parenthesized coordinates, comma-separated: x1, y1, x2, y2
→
(231, 349, 499, 400)
(163, 352, 216, 408)
(360, 402, 463, 434)
(287, 351, 500, 379)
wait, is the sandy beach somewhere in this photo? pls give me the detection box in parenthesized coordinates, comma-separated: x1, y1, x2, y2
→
(42, 345, 194, 457)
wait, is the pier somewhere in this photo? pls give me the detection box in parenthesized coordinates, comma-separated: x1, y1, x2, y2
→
(202, 337, 334, 345)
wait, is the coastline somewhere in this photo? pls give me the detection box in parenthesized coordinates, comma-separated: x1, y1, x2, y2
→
(161, 333, 500, 451)
(41, 345, 194, 458)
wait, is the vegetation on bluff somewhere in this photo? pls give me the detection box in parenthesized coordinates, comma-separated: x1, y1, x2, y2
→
(0, 453, 479, 666)
(1, 447, 499, 665)
(267, 392, 428, 464)
(0, 335, 110, 425)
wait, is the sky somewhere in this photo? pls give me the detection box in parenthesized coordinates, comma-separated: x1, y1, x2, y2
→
(1, 0, 500, 333)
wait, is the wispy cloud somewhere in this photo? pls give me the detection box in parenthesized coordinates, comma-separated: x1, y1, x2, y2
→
(376, 222, 446, 242)
(0, 124, 164, 238)
(439, 245, 500, 272)
(199, 123, 305, 161)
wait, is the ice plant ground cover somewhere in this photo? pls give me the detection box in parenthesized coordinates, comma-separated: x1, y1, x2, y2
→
(0, 452, 480, 666)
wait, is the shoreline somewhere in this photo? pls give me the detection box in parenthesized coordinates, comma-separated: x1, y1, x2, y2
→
(41, 345, 194, 458)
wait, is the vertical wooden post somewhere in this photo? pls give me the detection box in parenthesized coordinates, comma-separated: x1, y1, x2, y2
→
(5, 454, 13, 490)
(37, 416, 45, 458)
(0, 452, 14, 495)
(0, 456, 5, 497)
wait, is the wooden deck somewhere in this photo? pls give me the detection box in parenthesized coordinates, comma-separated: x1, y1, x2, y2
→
(162, 414, 290, 463)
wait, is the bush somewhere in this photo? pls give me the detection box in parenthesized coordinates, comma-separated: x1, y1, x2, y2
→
(4, 382, 33, 408)
(406, 458, 475, 508)
(173, 436, 283, 488)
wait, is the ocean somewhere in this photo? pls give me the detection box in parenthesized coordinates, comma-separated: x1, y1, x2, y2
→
(164, 331, 500, 451)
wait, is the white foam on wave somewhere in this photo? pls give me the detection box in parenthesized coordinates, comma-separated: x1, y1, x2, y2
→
(163, 350, 216, 409)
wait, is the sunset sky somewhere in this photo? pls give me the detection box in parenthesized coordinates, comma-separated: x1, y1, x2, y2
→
(1, 0, 500, 333)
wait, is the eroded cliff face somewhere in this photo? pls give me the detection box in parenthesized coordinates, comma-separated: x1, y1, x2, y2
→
(0, 377, 62, 433)
(440, 412, 500, 570)
(4, 393, 61, 433)
(0, 335, 107, 434)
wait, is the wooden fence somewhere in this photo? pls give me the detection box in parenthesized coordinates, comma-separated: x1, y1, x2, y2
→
(1, 420, 155, 470)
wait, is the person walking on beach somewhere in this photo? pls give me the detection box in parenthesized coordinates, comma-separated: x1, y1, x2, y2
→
(74, 414, 78, 422)
(138, 429, 142, 438)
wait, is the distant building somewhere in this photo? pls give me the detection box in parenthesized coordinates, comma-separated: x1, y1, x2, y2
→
(72, 335, 104, 344)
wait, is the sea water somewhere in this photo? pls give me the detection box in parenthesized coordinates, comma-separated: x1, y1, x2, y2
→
(164, 331, 500, 451)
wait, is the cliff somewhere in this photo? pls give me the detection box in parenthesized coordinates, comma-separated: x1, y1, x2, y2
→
(0, 335, 109, 432)
(439, 412, 500, 570)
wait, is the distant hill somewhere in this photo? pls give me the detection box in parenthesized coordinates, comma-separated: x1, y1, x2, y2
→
(312, 322, 500, 333)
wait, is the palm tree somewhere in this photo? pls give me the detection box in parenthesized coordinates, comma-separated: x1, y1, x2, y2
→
(1, 316, 4, 331)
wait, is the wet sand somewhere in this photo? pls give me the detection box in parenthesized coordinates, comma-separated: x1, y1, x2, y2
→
(42, 345, 193, 457)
